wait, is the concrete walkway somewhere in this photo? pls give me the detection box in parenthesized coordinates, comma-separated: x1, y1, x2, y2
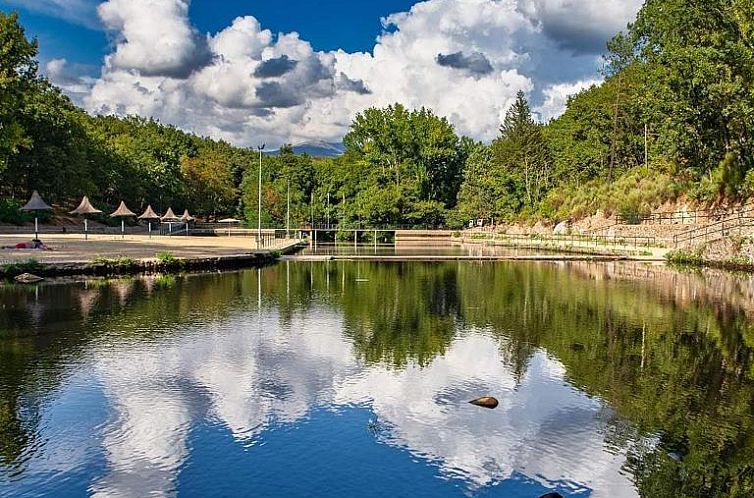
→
(457, 237, 671, 262)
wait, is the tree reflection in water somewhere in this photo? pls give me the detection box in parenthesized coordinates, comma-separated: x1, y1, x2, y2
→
(0, 261, 753, 497)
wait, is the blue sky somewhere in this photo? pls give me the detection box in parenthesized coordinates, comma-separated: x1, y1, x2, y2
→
(0, 0, 643, 147)
(2, 0, 418, 68)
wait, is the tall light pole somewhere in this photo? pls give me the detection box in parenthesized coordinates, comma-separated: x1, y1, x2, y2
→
(257, 144, 265, 247)
(286, 178, 290, 239)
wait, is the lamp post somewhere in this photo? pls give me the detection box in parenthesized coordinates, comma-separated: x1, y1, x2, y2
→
(286, 179, 290, 240)
(257, 144, 265, 248)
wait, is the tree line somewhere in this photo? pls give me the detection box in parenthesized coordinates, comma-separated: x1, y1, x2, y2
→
(2, 1, 754, 228)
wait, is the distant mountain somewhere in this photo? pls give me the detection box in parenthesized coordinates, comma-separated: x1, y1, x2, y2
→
(269, 141, 345, 157)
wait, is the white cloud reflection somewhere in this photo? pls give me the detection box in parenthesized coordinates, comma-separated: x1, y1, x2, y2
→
(90, 307, 638, 497)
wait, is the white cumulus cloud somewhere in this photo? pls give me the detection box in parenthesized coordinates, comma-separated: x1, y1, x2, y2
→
(71, 0, 643, 147)
(97, 0, 210, 78)
(535, 78, 602, 122)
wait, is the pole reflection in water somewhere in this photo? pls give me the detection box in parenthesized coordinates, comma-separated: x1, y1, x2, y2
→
(1, 261, 754, 498)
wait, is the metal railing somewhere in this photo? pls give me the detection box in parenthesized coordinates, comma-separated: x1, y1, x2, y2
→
(0, 225, 149, 235)
(673, 208, 754, 247)
(467, 232, 658, 249)
(303, 223, 449, 231)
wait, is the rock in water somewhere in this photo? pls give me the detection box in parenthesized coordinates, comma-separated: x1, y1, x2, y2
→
(14, 273, 44, 284)
(469, 396, 499, 409)
(539, 493, 564, 498)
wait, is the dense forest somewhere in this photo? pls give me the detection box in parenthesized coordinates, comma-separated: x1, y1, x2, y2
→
(2, 0, 753, 228)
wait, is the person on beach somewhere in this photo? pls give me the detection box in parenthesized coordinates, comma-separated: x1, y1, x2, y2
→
(1, 239, 51, 250)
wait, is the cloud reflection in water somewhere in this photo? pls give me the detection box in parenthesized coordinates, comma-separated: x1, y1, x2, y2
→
(88, 303, 637, 497)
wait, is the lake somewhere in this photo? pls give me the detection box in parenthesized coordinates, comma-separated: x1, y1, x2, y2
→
(1, 260, 753, 497)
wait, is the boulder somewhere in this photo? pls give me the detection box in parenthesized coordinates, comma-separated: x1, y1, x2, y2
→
(553, 221, 569, 235)
(469, 396, 499, 409)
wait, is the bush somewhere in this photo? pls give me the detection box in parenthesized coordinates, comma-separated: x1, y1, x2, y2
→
(155, 251, 177, 264)
(0, 198, 34, 225)
(665, 248, 705, 265)
(539, 167, 679, 221)
(93, 256, 137, 266)
(1, 258, 42, 274)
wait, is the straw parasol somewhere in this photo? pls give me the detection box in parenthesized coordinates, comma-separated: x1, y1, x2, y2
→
(180, 209, 194, 223)
(180, 209, 195, 236)
(69, 196, 102, 240)
(138, 205, 160, 238)
(161, 207, 180, 234)
(110, 201, 136, 238)
(20, 190, 53, 240)
(219, 217, 241, 237)
(161, 208, 179, 221)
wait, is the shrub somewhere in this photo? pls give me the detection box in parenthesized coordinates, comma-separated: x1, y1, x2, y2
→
(0, 198, 34, 225)
(155, 251, 177, 264)
(540, 168, 678, 221)
(93, 256, 136, 266)
(1, 258, 43, 275)
(665, 248, 705, 266)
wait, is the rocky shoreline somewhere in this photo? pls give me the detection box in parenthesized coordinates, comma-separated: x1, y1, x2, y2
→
(0, 241, 306, 282)
(0, 253, 280, 281)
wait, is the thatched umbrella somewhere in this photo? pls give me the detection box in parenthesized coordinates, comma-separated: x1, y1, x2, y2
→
(69, 196, 102, 240)
(110, 201, 136, 238)
(138, 205, 160, 238)
(20, 190, 53, 240)
(219, 217, 241, 237)
(180, 209, 195, 236)
(161, 207, 180, 234)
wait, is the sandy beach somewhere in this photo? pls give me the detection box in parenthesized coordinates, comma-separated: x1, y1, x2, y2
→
(0, 234, 295, 264)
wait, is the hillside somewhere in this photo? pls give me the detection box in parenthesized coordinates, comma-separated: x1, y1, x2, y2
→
(2, 1, 754, 230)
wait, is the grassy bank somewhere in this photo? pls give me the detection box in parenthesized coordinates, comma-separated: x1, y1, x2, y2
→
(665, 248, 754, 273)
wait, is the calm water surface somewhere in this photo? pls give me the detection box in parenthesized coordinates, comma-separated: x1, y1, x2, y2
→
(1, 261, 754, 497)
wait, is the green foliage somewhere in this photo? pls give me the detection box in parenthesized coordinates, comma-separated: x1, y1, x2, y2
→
(155, 252, 177, 264)
(93, 256, 137, 266)
(343, 104, 466, 208)
(0, 198, 32, 224)
(665, 248, 706, 266)
(0, 12, 37, 164)
(1, 258, 42, 275)
(4, 5, 754, 230)
(700, 152, 749, 200)
(494, 91, 552, 210)
(241, 146, 315, 228)
(153, 274, 177, 289)
(539, 167, 679, 221)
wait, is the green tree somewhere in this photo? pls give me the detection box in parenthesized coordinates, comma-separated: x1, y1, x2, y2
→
(632, 0, 754, 191)
(343, 104, 467, 217)
(493, 91, 552, 209)
(0, 12, 37, 169)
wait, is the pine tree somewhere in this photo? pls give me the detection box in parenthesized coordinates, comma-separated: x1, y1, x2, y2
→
(500, 90, 534, 139)
(494, 91, 552, 207)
